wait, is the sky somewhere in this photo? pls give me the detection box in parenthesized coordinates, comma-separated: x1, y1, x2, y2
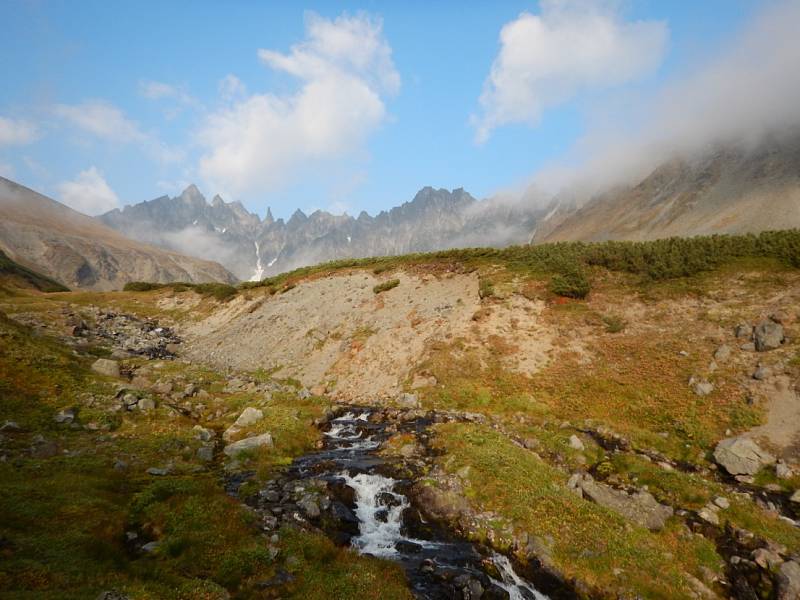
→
(1, 0, 794, 219)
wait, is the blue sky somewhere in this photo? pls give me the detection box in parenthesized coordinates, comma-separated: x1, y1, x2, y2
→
(0, 0, 780, 218)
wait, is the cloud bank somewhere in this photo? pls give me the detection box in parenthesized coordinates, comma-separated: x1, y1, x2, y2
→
(532, 0, 800, 195)
(473, 0, 668, 143)
(197, 11, 399, 197)
(57, 166, 120, 215)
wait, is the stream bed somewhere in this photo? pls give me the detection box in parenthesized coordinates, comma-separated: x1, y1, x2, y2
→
(254, 407, 553, 599)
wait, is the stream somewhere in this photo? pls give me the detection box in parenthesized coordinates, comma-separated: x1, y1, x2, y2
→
(269, 408, 550, 599)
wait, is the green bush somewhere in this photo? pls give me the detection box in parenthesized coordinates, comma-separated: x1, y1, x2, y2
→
(478, 278, 494, 299)
(123, 281, 164, 292)
(373, 279, 400, 294)
(193, 282, 238, 301)
(602, 314, 626, 333)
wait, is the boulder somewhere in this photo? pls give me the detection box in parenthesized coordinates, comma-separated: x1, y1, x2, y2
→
(713, 437, 775, 476)
(734, 323, 752, 338)
(234, 407, 264, 427)
(753, 365, 771, 380)
(192, 425, 215, 442)
(223, 433, 273, 457)
(568, 434, 585, 451)
(396, 393, 420, 409)
(690, 377, 714, 396)
(137, 397, 156, 411)
(223, 407, 264, 441)
(777, 561, 800, 600)
(575, 474, 673, 530)
(754, 320, 785, 351)
(713, 345, 732, 362)
(54, 407, 77, 424)
(91, 358, 120, 378)
(790, 490, 800, 504)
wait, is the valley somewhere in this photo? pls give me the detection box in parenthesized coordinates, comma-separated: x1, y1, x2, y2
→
(1, 233, 799, 599)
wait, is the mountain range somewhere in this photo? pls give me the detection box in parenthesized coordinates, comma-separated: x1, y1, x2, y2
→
(1, 132, 798, 290)
(100, 186, 545, 280)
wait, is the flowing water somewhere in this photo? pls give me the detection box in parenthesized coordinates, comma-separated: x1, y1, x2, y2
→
(283, 408, 550, 600)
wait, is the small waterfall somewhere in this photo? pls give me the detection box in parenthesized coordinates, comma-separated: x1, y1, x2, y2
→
(274, 408, 551, 599)
(490, 552, 548, 600)
(249, 241, 264, 281)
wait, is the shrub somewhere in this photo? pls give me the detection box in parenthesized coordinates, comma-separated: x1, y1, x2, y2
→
(123, 281, 163, 292)
(192, 283, 237, 301)
(549, 259, 590, 299)
(478, 278, 494, 299)
(602, 314, 626, 333)
(373, 279, 400, 294)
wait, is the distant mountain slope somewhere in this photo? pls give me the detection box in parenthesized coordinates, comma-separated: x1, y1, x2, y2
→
(534, 134, 800, 242)
(101, 186, 544, 280)
(0, 249, 69, 292)
(0, 177, 236, 291)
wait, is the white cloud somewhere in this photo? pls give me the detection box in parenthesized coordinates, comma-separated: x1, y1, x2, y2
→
(0, 116, 39, 146)
(218, 74, 247, 103)
(197, 11, 399, 196)
(54, 101, 145, 143)
(57, 166, 121, 215)
(473, 0, 668, 143)
(532, 0, 800, 195)
(139, 80, 178, 100)
(54, 100, 184, 164)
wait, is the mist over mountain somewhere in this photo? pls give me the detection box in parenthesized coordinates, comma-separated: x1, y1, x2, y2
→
(101, 186, 545, 280)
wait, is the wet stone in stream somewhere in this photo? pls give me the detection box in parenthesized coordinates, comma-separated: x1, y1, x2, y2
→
(255, 408, 550, 600)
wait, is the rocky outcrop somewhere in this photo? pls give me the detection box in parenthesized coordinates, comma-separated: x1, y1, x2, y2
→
(0, 177, 236, 290)
(713, 437, 776, 476)
(567, 473, 674, 531)
(223, 433, 273, 457)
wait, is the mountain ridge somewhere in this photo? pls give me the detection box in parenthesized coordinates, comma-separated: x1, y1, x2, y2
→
(0, 177, 236, 290)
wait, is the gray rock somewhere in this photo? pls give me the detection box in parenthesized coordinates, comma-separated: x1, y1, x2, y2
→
(234, 406, 263, 427)
(698, 506, 720, 526)
(776, 461, 794, 479)
(713, 436, 776, 475)
(396, 393, 420, 409)
(777, 561, 800, 600)
(734, 323, 752, 338)
(141, 541, 160, 553)
(740, 342, 756, 352)
(568, 434, 585, 451)
(223, 433, 273, 457)
(576, 474, 673, 530)
(790, 490, 800, 504)
(754, 320, 785, 351)
(193, 425, 214, 442)
(146, 467, 170, 476)
(713, 496, 730, 509)
(54, 407, 77, 424)
(297, 388, 312, 400)
(151, 381, 173, 395)
(713, 344, 732, 362)
(752, 365, 771, 380)
(197, 445, 214, 462)
(91, 358, 120, 378)
(137, 397, 156, 411)
(690, 377, 714, 396)
(298, 496, 321, 519)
